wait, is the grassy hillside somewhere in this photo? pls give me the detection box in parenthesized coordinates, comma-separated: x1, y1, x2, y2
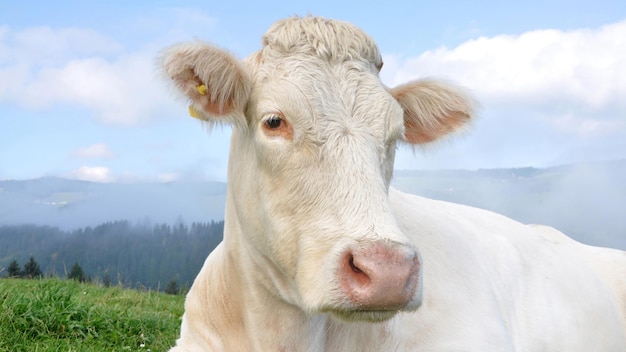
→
(0, 278, 183, 352)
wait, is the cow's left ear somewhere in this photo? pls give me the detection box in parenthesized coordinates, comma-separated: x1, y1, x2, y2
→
(160, 41, 252, 128)
(390, 80, 476, 144)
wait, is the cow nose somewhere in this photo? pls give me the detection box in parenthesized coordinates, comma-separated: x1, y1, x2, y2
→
(338, 243, 420, 310)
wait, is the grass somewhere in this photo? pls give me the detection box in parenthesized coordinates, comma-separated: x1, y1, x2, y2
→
(0, 278, 184, 352)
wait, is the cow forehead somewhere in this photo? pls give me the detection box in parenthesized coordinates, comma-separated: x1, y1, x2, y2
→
(260, 16, 383, 71)
(250, 61, 403, 144)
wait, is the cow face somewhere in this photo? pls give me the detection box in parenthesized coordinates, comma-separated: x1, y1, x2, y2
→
(161, 16, 474, 322)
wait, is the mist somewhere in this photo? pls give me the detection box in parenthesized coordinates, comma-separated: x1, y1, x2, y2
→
(1, 160, 624, 250)
(393, 159, 626, 250)
(0, 178, 226, 231)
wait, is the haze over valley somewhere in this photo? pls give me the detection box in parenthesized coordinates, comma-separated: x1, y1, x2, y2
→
(2, 160, 624, 250)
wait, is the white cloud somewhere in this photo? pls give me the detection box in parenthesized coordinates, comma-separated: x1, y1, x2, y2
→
(72, 143, 116, 159)
(383, 19, 626, 136)
(19, 52, 175, 125)
(0, 26, 122, 65)
(69, 166, 115, 183)
(0, 23, 185, 126)
(552, 114, 626, 138)
(13, 27, 121, 61)
(157, 172, 181, 183)
(0, 8, 223, 126)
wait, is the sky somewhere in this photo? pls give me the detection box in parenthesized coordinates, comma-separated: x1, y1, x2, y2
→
(1, 1, 625, 183)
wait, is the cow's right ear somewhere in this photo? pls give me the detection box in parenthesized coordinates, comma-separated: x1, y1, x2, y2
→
(160, 42, 251, 127)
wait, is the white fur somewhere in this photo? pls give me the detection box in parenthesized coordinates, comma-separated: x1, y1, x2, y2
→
(162, 16, 626, 351)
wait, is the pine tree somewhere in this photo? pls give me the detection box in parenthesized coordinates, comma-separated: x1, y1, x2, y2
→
(68, 262, 86, 282)
(103, 273, 111, 288)
(7, 259, 21, 278)
(22, 256, 42, 279)
(165, 279, 179, 295)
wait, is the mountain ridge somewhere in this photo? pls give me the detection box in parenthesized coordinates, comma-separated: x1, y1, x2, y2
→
(1, 159, 624, 249)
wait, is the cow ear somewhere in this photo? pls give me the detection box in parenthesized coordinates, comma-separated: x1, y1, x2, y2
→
(390, 80, 476, 144)
(160, 42, 252, 127)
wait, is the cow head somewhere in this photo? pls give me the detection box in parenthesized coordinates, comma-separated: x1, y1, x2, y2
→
(161, 16, 474, 322)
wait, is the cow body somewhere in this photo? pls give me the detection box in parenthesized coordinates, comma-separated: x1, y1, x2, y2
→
(161, 16, 626, 351)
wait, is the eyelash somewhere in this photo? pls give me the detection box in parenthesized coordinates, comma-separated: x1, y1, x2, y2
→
(265, 115, 283, 129)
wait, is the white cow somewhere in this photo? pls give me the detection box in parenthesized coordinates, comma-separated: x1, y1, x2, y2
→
(161, 16, 626, 351)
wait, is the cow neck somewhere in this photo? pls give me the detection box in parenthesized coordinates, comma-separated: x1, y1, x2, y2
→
(221, 191, 332, 351)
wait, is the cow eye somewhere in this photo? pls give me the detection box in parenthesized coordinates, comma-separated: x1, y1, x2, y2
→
(261, 113, 293, 140)
(265, 115, 282, 129)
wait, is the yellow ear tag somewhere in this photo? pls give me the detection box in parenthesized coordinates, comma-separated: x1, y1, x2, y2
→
(189, 84, 209, 120)
(188, 105, 208, 121)
(196, 84, 207, 96)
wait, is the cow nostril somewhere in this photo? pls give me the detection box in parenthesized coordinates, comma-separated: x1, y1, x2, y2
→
(348, 254, 362, 274)
(339, 245, 420, 310)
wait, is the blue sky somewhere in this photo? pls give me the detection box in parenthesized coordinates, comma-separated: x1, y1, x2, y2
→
(1, 1, 625, 182)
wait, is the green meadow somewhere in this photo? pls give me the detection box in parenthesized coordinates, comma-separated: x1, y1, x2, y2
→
(0, 278, 184, 352)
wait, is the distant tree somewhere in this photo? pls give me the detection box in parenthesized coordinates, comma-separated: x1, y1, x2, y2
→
(103, 273, 111, 288)
(0, 220, 225, 289)
(68, 262, 86, 282)
(165, 279, 179, 295)
(7, 259, 21, 278)
(22, 256, 42, 279)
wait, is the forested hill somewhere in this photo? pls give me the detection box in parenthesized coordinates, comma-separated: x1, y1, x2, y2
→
(0, 220, 223, 290)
